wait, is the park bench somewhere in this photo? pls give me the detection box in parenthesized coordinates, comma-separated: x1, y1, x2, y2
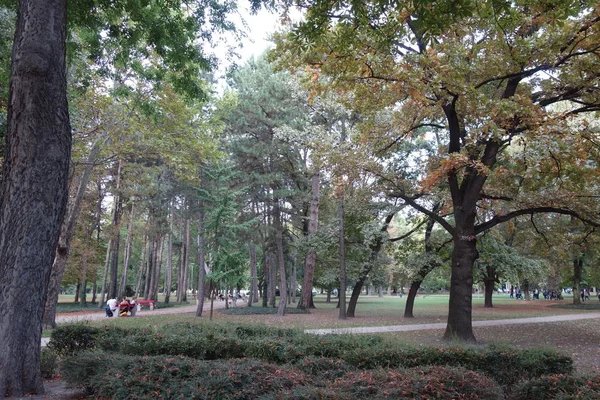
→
(136, 299, 157, 310)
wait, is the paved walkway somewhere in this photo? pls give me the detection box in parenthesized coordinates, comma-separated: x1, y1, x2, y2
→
(305, 312, 600, 335)
(41, 301, 228, 347)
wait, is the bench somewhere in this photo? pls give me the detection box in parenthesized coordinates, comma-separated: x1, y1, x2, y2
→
(136, 300, 157, 309)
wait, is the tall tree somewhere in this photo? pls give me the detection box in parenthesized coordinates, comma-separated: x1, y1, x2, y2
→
(275, 0, 600, 341)
(0, 0, 70, 396)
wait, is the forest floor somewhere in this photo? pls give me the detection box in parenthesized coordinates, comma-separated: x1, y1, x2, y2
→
(13, 297, 600, 399)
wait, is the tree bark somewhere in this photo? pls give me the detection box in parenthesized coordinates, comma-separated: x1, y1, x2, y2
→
(108, 159, 123, 299)
(0, 0, 70, 395)
(338, 190, 347, 320)
(164, 208, 174, 303)
(196, 204, 206, 317)
(119, 202, 135, 299)
(573, 256, 583, 305)
(273, 198, 288, 316)
(298, 172, 320, 310)
(483, 264, 497, 308)
(443, 225, 478, 342)
(248, 242, 257, 307)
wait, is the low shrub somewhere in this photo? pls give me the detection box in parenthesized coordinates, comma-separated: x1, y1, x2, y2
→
(293, 356, 356, 379)
(48, 324, 137, 355)
(40, 349, 59, 379)
(61, 353, 310, 400)
(510, 374, 600, 399)
(329, 366, 503, 399)
(338, 344, 573, 385)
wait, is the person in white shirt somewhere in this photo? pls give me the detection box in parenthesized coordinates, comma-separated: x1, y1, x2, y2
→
(106, 298, 118, 317)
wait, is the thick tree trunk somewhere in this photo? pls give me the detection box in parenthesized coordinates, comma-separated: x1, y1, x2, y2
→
(298, 172, 320, 310)
(444, 232, 478, 342)
(0, 0, 70, 395)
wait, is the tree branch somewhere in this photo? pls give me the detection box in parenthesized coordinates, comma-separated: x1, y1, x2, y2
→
(389, 218, 429, 242)
(475, 207, 600, 234)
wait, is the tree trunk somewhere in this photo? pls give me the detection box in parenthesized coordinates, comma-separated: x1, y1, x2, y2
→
(181, 218, 191, 303)
(404, 281, 422, 318)
(483, 275, 495, 308)
(0, 0, 70, 395)
(196, 205, 206, 317)
(108, 159, 123, 299)
(119, 202, 135, 299)
(97, 239, 112, 307)
(298, 172, 320, 310)
(275, 201, 287, 316)
(135, 234, 147, 297)
(573, 256, 583, 305)
(78, 250, 89, 305)
(43, 135, 104, 328)
(164, 210, 173, 303)
(338, 191, 347, 320)
(443, 231, 478, 342)
(248, 242, 257, 307)
(346, 278, 365, 318)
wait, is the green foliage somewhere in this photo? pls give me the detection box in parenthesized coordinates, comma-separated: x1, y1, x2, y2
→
(40, 350, 59, 379)
(324, 366, 503, 400)
(60, 351, 509, 399)
(48, 324, 135, 356)
(61, 353, 309, 400)
(51, 322, 573, 388)
(510, 374, 600, 400)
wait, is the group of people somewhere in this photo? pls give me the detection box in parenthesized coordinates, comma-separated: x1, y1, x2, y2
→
(580, 288, 593, 302)
(509, 287, 564, 300)
(105, 297, 137, 317)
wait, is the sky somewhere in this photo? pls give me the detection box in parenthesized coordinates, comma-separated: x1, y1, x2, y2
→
(211, 4, 302, 85)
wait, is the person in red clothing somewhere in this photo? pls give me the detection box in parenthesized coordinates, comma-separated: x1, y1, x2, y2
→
(119, 298, 131, 317)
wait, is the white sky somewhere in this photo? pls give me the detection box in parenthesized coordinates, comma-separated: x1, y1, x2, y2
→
(211, 4, 303, 85)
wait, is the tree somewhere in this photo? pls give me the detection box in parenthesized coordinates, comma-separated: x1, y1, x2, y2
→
(0, 1, 70, 396)
(274, 0, 600, 341)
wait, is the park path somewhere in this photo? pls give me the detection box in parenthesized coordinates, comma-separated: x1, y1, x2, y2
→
(305, 312, 600, 335)
(41, 300, 229, 347)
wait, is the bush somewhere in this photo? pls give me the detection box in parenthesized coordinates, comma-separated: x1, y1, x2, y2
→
(61, 353, 310, 400)
(48, 324, 135, 355)
(50, 323, 572, 387)
(337, 344, 573, 385)
(40, 349, 59, 379)
(333, 366, 503, 399)
(510, 374, 600, 399)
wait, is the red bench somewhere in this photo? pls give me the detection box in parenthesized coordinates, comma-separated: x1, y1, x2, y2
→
(136, 300, 157, 309)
